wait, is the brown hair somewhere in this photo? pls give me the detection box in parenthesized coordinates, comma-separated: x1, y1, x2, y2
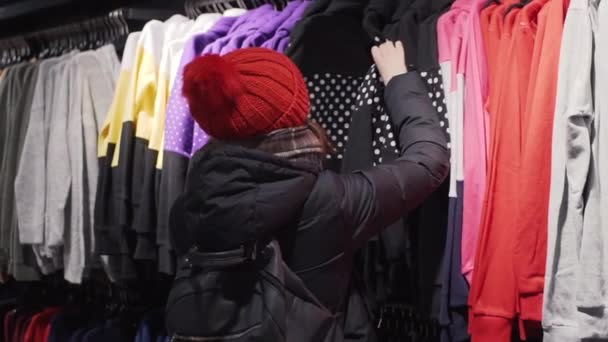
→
(306, 119, 336, 155)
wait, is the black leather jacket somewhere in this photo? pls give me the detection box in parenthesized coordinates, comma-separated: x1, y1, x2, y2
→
(171, 71, 449, 340)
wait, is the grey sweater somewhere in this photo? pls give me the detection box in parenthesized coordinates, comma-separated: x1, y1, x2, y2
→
(544, 0, 606, 340)
(0, 63, 41, 281)
(14, 49, 118, 282)
(15, 52, 78, 275)
(63, 46, 119, 283)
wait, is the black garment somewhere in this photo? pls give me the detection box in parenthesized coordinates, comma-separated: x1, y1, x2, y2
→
(342, 0, 452, 324)
(287, 0, 374, 172)
(48, 310, 92, 342)
(170, 72, 449, 340)
(439, 182, 469, 342)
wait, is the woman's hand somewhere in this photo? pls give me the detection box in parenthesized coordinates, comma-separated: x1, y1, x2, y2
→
(371, 41, 408, 86)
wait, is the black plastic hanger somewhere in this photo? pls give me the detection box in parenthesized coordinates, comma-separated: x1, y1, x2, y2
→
(184, 0, 191, 18)
(101, 15, 113, 46)
(118, 10, 129, 38)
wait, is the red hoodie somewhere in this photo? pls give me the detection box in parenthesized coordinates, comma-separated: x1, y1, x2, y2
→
(516, 0, 569, 324)
(469, 1, 548, 340)
(23, 307, 61, 342)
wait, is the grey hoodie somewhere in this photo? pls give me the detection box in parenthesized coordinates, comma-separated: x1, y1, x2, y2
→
(544, 0, 607, 340)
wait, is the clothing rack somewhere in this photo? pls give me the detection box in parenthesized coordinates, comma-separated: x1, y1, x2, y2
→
(0, 6, 189, 68)
(184, 0, 290, 18)
(0, 0, 73, 21)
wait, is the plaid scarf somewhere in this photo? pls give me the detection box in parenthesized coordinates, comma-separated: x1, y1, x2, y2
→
(238, 125, 325, 172)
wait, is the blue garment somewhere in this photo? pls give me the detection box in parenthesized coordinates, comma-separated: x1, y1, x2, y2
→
(440, 182, 470, 342)
(81, 325, 105, 342)
(48, 311, 86, 342)
(69, 325, 95, 342)
(135, 311, 165, 342)
(82, 319, 131, 342)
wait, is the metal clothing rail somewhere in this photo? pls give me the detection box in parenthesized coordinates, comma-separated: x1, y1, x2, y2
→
(0, 0, 73, 21)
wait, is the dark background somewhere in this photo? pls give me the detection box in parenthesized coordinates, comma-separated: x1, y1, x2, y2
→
(0, 0, 188, 38)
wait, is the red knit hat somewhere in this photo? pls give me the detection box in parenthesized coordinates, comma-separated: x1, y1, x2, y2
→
(182, 48, 310, 140)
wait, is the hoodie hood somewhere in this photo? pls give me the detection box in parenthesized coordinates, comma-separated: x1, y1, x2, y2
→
(170, 141, 319, 255)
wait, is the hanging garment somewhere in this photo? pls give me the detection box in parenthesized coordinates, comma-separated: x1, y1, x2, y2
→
(544, 0, 602, 340)
(436, 3, 469, 340)
(159, 11, 247, 274)
(0, 63, 41, 281)
(588, 0, 608, 338)
(96, 32, 142, 281)
(129, 17, 193, 263)
(261, 0, 312, 51)
(93, 17, 189, 276)
(189, 6, 293, 155)
(239, 3, 296, 48)
(23, 307, 61, 342)
(461, 0, 490, 287)
(134, 13, 222, 270)
(45, 59, 75, 250)
(287, 0, 374, 171)
(205, 7, 268, 55)
(515, 0, 568, 325)
(63, 46, 119, 283)
(19, 57, 64, 275)
(341, 0, 451, 326)
(468, 1, 547, 340)
(190, 5, 292, 155)
(97, 15, 188, 264)
(158, 6, 306, 274)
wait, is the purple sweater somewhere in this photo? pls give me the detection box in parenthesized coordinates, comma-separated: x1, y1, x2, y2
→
(190, 5, 279, 153)
(240, 1, 302, 48)
(163, 16, 240, 157)
(219, 5, 277, 54)
(262, 1, 310, 52)
(166, 3, 310, 157)
(204, 5, 274, 55)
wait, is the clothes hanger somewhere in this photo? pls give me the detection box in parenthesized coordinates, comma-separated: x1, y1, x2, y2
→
(101, 15, 112, 47)
(112, 10, 126, 42)
(184, 0, 190, 18)
(76, 21, 86, 50)
(6, 40, 15, 65)
(101, 13, 113, 45)
(17, 38, 28, 62)
(101, 15, 113, 46)
(89, 18, 99, 50)
(185, 0, 194, 18)
(0, 40, 8, 67)
(110, 11, 121, 43)
(60, 25, 70, 53)
(118, 9, 130, 38)
(45, 30, 54, 58)
(6, 39, 16, 65)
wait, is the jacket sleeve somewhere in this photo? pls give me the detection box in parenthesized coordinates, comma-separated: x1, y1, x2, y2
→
(339, 71, 449, 250)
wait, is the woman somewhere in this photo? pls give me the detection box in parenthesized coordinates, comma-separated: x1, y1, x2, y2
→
(169, 41, 449, 340)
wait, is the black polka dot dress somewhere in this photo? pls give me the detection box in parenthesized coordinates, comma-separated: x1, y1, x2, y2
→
(420, 68, 450, 148)
(342, 65, 450, 170)
(304, 73, 365, 171)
